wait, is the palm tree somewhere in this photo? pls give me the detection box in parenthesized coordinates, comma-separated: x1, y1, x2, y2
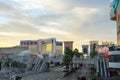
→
(90, 51, 98, 58)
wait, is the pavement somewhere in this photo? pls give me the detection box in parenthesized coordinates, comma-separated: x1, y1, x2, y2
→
(0, 67, 88, 80)
(22, 67, 88, 80)
(22, 66, 63, 80)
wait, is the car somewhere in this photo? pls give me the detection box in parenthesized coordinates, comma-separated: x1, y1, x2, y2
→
(62, 66, 67, 72)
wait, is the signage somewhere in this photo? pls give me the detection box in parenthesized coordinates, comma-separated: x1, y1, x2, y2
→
(113, 0, 119, 13)
(64, 41, 73, 50)
(46, 43, 52, 52)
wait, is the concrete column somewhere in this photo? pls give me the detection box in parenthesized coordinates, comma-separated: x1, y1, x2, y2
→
(52, 38, 56, 53)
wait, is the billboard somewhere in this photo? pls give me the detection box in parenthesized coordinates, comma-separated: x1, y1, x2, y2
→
(41, 38, 56, 53)
(102, 41, 114, 46)
(64, 41, 73, 50)
(113, 0, 119, 13)
(82, 45, 88, 54)
(110, 0, 119, 20)
(46, 43, 52, 52)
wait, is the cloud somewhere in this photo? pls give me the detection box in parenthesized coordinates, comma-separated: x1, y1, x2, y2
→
(0, 32, 30, 37)
(12, 0, 109, 13)
(0, 0, 117, 49)
(0, 1, 14, 11)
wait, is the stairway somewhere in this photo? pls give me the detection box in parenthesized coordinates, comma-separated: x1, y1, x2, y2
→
(32, 59, 43, 72)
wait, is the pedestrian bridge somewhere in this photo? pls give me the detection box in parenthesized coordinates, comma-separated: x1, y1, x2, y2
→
(73, 58, 97, 65)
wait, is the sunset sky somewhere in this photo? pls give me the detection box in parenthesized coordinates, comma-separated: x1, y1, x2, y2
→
(0, 0, 117, 51)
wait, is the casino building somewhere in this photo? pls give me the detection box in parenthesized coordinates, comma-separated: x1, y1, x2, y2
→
(0, 38, 73, 56)
(20, 38, 63, 55)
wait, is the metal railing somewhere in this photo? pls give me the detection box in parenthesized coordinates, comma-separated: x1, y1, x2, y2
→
(97, 77, 120, 80)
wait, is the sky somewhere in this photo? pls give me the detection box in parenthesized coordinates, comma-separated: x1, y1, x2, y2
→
(0, 0, 117, 51)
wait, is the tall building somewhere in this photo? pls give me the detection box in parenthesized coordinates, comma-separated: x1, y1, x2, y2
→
(89, 41, 99, 53)
(20, 38, 63, 55)
(110, 0, 120, 46)
(82, 45, 89, 55)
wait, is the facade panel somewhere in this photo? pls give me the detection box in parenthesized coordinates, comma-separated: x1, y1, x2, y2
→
(56, 41, 63, 54)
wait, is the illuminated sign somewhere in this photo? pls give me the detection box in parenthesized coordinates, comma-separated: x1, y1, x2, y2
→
(46, 43, 52, 52)
(64, 41, 73, 50)
(102, 41, 114, 46)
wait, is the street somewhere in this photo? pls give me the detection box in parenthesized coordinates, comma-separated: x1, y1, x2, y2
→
(22, 66, 63, 80)
(22, 67, 87, 80)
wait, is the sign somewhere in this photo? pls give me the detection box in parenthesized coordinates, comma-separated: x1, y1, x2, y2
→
(64, 41, 73, 50)
(113, 0, 119, 13)
(46, 43, 52, 52)
(102, 41, 114, 46)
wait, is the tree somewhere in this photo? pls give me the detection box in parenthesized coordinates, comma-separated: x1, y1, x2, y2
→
(90, 51, 98, 58)
(64, 47, 73, 56)
(4, 58, 12, 68)
(63, 48, 73, 64)
(62, 54, 71, 64)
(11, 61, 27, 68)
(63, 48, 83, 72)
(73, 48, 83, 58)
(63, 48, 83, 64)
(4, 61, 10, 68)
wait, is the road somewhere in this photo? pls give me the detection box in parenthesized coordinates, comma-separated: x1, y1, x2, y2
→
(22, 67, 87, 80)
(22, 66, 63, 80)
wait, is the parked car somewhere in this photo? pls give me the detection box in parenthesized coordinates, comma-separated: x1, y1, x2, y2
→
(62, 66, 67, 72)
